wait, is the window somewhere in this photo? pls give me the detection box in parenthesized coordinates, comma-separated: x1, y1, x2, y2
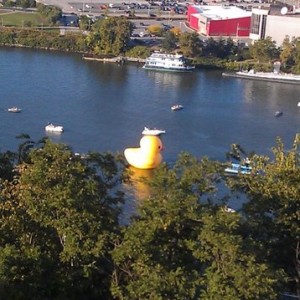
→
(260, 15, 267, 39)
(250, 14, 260, 35)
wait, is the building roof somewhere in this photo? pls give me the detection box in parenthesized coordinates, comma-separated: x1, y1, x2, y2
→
(191, 5, 252, 20)
(253, 4, 300, 17)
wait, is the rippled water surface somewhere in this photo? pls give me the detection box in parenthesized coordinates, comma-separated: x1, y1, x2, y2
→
(1, 47, 299, 163)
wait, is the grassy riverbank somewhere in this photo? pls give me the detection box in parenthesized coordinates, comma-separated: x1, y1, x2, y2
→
(0, 10, 50, 27)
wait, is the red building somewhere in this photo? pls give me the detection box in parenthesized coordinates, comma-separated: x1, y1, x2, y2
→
(187, 5, 251, 37)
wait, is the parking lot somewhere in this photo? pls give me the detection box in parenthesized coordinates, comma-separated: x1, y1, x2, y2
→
(38, 0, 189, 17)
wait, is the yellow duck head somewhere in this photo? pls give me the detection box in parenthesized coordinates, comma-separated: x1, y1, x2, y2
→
(124, 135, 163, 169)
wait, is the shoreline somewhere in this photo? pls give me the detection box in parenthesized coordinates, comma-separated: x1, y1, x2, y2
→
(82, 54, 146, 64)
(222, 71, 300, 85)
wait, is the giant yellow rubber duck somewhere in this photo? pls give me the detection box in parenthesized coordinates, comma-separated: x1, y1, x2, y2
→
(124, 135, 163, 169)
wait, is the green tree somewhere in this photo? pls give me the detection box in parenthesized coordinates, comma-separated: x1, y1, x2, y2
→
(0, 28, 17, 45)
(161, 30, 177, 52)
(226, 135, 300, 297)
(280, 36, 294, 68)
(203, 37, 217, 57)
(15, 134, 46, 163)
(178, 32, 202, 57)
(0, 140, 125, 299)
(219, 37, 237, 59)
(112, 153, 280, 299)
(147, 24, 164, 37)
(16, 0, 36, 8)
(225, 143, 249, 162)
(249, 36, 279, 63)
(79, 15, 92, 31)
(112, 155, 219, 299)
(2, 0, 15, 7)
(291, 37, 300, 74)
(125, 45, 150, 59)
(92, 17, 132, 55)
(36, 3, 62, 24)
(201, 37, 237, 59)
(193, 208, 282, 300)
(0, 151, 15, 181)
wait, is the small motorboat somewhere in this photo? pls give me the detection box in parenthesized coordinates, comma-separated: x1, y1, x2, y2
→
(225, 162, 252, 175)
(274, 111, 283, 117)
(7, 107, 22, 113)
(297, 102, 300, 107)
(222, 206, 236, 213)
(45, 123, 64, 133)
(171, 104, 183, 111)
(142, 127, 166, 136)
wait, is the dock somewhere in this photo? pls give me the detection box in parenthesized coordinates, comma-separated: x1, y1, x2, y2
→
(222, 71, 300, 85)
(82, 54, 145, 64)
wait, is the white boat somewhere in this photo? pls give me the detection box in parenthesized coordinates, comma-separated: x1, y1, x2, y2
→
(171, 104, 183, 111)
(225, 162, 252, 175)
(142, 127, 166, 136)
(45, 123, 64, 133)
(222, 206, 236, 213)
(274, 111, 283, 117)
(143, 52, 195, 72)
(7, 106, 22, 113)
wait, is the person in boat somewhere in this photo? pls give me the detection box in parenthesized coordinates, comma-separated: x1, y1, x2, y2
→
(244, 157, 251, 167)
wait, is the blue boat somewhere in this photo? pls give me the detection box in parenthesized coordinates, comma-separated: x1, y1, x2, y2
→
(225, 163, 252, 175)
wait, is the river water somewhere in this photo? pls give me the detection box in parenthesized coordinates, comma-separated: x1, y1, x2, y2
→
(1, 47, 299, 164)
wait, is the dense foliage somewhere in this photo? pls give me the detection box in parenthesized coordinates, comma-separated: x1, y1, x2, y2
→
(2, 0, 36, 8)
(0, 135, 299, 299)
(111, 155, 283, 299)
(226, 135, 300, 297)
(87, 17, 133, 55)
(0, 140, 126, 299)
(36, 3, 62, 24)
(0, 27, 86, 52)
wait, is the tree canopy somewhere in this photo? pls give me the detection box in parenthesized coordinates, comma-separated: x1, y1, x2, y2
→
(111, 154, 283, 299)
(0, 140, 126, 299)
(0, 135, 299, 298)
(249, 36, 279, 64)
(87, 17, 133, 55)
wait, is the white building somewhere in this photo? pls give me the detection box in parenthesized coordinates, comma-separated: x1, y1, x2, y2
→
(250, 4, 300, 46)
